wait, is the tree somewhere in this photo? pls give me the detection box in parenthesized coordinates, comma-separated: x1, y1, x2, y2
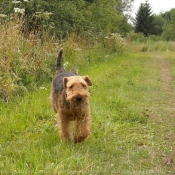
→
(0, 0, 133, 37)
(151, 14, 165, 36)
(162, 8, 175, 41)
(134, 0, 154, 36)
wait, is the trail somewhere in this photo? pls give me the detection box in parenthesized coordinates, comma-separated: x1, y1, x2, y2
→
(161, 60, 171, 90)
(158, 54, 175, 171)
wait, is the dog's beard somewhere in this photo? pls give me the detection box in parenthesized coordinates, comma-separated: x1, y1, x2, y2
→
(68, 98, 89, 117)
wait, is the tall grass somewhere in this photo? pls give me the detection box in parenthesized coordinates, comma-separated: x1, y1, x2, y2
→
(126, 32, 175, 52)
(0, 18, 57, 101)
(0, 18, 127, 101)
(1, 18, 175, 101)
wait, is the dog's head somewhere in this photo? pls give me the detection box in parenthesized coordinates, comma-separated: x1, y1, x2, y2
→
(63, 76, 92, 104)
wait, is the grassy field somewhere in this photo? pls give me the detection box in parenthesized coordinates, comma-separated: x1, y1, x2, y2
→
(0, 51, 175, 174)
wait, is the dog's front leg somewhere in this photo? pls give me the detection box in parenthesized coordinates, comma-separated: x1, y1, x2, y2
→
(57, 113, 72, 141)
(74, 117, 91, 143)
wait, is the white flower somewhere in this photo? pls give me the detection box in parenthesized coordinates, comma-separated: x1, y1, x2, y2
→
(20, 8, 25, 14)
(14, 8, 25, 14)
(24, 0, 29, 2)
(40, 87, 47, 90)
(0, 14, 7, 18)
(14, 8, 20, 13)
(111, 164, 114, 167)
(63, 62, 69, 69)
(75, 48, 82, 51)
(12, 0, 21, 4)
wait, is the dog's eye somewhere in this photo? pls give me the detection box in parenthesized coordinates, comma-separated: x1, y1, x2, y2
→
(82, 84, 86, 88)
(69, 85, 73, 89)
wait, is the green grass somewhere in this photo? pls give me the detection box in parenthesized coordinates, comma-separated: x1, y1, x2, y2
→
(1, 51, 175, 174)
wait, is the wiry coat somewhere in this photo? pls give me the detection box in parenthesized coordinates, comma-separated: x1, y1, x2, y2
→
(51, 49, 92, 142)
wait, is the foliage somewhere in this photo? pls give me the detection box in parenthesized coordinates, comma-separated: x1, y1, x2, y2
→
(162, 8, 175, 41)
(133, 2, 175, 40)
(126, 31, 175, 52)
(0, 18, 127, 101)
(134, 0, 154, 36)
(0, 0, 130, 101)
(0, 0, 133, 37)
(0, 19, 56, 101)
(126, 32, 146, 43)
(151, 14, 165, 36)
(150, 8, 175, 41)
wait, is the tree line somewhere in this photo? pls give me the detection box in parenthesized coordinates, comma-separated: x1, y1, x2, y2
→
(0, 0, 133, 37)
(134, 0, 175, 41)
(0, 0, 175, 41)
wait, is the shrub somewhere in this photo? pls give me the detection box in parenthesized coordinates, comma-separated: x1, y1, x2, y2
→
(0, 19, 57, 101)
(126, 32, 146, 43)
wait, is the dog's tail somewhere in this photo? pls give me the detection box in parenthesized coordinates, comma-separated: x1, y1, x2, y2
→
(56, 48, 63, 74)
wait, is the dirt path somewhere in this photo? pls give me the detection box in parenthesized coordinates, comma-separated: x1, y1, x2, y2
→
(160, 55, 175, 172)
(161, 60, 171, 90)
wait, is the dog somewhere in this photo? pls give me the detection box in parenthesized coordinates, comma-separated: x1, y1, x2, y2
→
(51, 48, 92, 143)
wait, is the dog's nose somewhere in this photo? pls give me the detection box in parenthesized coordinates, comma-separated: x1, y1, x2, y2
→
(76, 96, 82, 102)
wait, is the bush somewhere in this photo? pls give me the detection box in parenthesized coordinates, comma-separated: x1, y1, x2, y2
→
(126, 32, 146, 43)
(0, 0, 132, 37)
(0, 19, 57, 101)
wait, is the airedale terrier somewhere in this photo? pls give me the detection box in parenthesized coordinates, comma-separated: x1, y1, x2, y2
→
(51, 49, 92, 143)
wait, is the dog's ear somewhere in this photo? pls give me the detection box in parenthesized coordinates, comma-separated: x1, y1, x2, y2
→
(83, 76, 92, 86)
(63, 77, 69, 88)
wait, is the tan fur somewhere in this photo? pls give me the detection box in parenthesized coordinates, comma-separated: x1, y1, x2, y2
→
(51, 75, 92, 143)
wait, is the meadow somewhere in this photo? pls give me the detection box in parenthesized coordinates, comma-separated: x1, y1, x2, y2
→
(1, 22, 175, 174)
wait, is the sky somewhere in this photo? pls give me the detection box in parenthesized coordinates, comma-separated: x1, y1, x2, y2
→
(132, 0, 175, 17)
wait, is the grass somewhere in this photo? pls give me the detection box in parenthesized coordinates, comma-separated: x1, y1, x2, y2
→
(0, 18, 127, 101)
(1, 51, 175, 174)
